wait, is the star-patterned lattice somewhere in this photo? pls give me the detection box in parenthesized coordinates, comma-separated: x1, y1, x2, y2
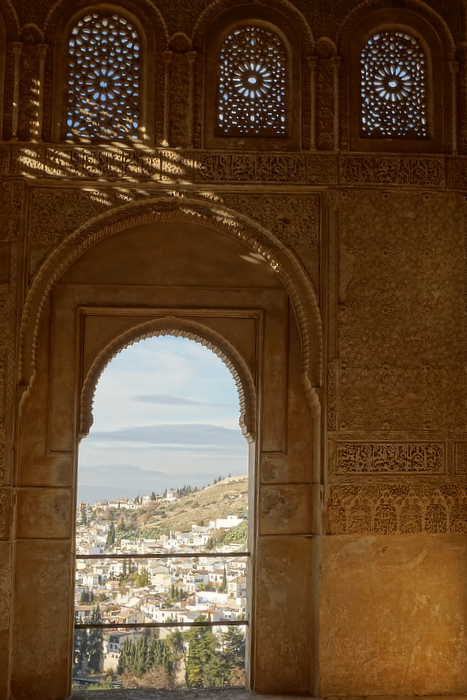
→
(66, 13, 140, 140)
(218, 26, 287, 136)
(360, 31, 428, 138)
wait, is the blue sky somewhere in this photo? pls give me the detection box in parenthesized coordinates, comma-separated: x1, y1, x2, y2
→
(78, 335, 249, 504)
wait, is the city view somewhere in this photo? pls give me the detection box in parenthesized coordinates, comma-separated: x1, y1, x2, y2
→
(74, 476, 248, 690)
(73, 336, 249, 692)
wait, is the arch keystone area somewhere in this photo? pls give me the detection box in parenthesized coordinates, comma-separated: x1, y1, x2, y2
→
(79, 317, 258, 443)
(20, 195, 323, 408)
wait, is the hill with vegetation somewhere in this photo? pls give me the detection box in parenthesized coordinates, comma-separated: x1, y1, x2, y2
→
(100, 475, 248, 542)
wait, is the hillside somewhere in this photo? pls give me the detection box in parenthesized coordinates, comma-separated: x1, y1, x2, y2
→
(103, 475, 248, 537)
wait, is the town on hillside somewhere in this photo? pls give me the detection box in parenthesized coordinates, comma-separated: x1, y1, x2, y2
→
(73, 476, 248, 691)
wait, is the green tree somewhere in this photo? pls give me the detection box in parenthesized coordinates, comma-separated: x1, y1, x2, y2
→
(150, 491, 156, 501)
(118, 638, 136, 674)
(219, 567, 227, 592)
(73, 628, 88, 672)
(87, 605, 103, 673)
(134, 636, 147, 677)
(135, 568, 150, 587)
(80, 590, 90, 603)
(106, 522, 116, 546)
(184, 615, 226, 688)
(222, 626, 246, 671)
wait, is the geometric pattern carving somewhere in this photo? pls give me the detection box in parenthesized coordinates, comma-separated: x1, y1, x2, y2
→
(326, 485, 467, 535)
(338, 191, 467, 432)
(29, 188, 148, 244)
(66, 13, 140, 140)
(0, 490, 7, 539)
(336, 443, 444, 474)
(360, 32, 428, 138)
(455, 442, 467, 473)
(0, 182, 22, 241)
(222, 193, 320, 287)
(218, 26, 286, 136)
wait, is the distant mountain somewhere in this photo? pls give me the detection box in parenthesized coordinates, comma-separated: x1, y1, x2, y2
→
(77, 464, 246, 505)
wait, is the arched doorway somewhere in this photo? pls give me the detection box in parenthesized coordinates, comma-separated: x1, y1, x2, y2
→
(75, 333, 250, 689)
(13, 206, 321, 699)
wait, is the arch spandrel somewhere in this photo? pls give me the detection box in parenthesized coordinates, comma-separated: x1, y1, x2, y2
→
(20, 196, 322, 411)
(79, 317, 257, 443)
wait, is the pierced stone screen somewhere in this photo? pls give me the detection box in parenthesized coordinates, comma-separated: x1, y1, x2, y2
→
(66, 13, 140, 140)
(360, 31, 428, 138)
(218, 26, 287, 136)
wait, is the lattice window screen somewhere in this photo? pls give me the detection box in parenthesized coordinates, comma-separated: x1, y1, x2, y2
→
(66, 13, 140, 140)
(218, 26, 287, 136)
(360, 31, 428, 138)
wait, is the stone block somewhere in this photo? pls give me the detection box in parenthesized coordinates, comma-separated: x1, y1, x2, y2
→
(11, 540, 72, 700)
(259, 483, 314, 534)
(16, 488, 72, 539)
(253, 535, 317, 694)
(320, 534, 467, 696)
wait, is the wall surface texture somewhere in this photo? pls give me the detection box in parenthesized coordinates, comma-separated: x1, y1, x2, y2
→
(0, 0, 466, 698)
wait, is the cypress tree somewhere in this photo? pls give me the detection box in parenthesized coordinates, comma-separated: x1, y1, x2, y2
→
(87, 605, 103, 673)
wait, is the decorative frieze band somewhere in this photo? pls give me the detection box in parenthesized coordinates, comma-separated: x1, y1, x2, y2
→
(336, 442, 444, 475)
(0, 145, 456, 186)
(326, 484, 467, 535)
(340, 155, 445, 187)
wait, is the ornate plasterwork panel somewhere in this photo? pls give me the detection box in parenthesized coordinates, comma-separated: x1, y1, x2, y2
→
(221, 193, 320, 289)
(0, 146, 452, 187)
(335, 442, 444, 475)
(0, 181, 22, 241)
(326, 484, 467, 535)
(29, 187, 152, 244)
(337, 189, 467, 433)
(340, 155, 445, 186)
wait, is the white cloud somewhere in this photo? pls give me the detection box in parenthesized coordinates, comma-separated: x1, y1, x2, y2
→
(79, 336, 248, 494)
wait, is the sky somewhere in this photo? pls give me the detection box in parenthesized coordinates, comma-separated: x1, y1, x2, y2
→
(78, 335, 249, 504)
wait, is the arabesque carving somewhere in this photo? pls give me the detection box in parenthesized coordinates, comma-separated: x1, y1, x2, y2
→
(455, 441, 467, 473)
(326, 484, 467, 535)
(20, 195, 322, 404)
(0, 490, 7, 539)
(315, 38, 336, 150)
(341, 155, 445, 186)
(221, 193, 320, 287)
(338, 189, 467, 432)
(29, 187, 150, 244)
(0, 181, 22, 241)
(336, 442, 444, 474)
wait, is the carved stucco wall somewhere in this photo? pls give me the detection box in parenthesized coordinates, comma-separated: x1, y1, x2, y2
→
(0, 0, 467, 698)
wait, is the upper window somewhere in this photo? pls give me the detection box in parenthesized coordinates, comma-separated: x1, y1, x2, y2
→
(66, 12, 140, 140)
(217, 25, 287, 137)
(204, 6, 301, 150)
(360, 31, 427, 138)
(347, 9, 445, 153)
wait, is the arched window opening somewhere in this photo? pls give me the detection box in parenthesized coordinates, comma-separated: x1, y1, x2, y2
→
(66, 12, 140, 140)
(360, 31, 428, 138)
(74, 336, 250, 689)
(217, 25, 287, 136)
